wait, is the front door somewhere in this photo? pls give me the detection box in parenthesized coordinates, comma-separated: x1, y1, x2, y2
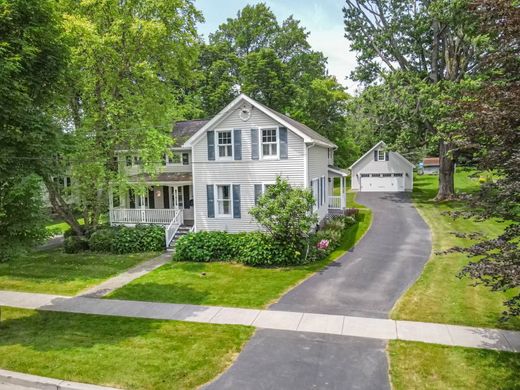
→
(169, 185, 194, 220)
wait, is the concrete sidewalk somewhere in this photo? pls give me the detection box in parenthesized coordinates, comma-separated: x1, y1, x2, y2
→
(1, 291, 519, 353)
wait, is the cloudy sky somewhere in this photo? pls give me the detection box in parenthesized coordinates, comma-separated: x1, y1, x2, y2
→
(194, 0, 359, 92)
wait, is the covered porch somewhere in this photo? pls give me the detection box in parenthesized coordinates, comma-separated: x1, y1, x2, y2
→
(109, 172, 193, 226)
(328, 166, 348, 212)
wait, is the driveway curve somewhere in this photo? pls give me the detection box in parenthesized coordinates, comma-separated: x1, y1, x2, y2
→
(206, 192, 432, 390)
(271, 192, 432, 318)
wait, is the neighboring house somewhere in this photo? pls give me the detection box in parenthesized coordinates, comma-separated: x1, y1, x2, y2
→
(422, 157, 440, 174)
(109, 94, 348, 246)
(349, 141, 414, 192)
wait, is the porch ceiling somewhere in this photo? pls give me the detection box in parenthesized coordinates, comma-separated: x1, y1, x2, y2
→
(128, 172, 192, 183)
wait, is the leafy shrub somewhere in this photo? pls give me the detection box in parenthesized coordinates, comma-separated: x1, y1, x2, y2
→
(111, 225, 164, 254)
(89, 228, 116, 252)
(324, 218, 346, 232)
(64, 236, 89, 253)
(316, 228, 342, 249)
(174, 231, 239, 262)
(238, 232, 302, 266)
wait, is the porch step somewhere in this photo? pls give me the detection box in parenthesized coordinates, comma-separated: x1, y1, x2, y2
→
(167, 226, 192, 250)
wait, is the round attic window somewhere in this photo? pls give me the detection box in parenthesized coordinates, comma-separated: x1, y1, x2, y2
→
(239, 105, 251, 121)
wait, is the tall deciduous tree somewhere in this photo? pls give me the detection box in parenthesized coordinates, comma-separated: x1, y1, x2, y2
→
(343, 0, 481, 199)
(48, 0, 203, 234)
(0, 0, 66, 258)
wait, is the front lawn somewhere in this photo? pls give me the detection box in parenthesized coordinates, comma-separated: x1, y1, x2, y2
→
(108, 203, 372, 308)
(0, 248, 157, 296)
(389, 341, 520, 390)
(391, 169, 520, 330)
(0, 307, 253, 390)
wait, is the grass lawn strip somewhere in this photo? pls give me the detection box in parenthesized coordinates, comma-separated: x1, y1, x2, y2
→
(107, 193, 372, 309)
(0, 306, 253, 390)
(388, 340, 520, 390)
(0, 249, 157, 296)
(391, 169, 520, 330)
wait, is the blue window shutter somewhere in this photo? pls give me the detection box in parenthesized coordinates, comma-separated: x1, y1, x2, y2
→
(254, 184, 262, 204)
(385, 151, 389, 161)
(279, 127, 288, 159)
(251, 128, 259, 160)
(207, 131, 215, 161)
(207, 185, 215, 218)
(232, 184, 241, 218)
(234, 129, 242, 160)
(374, 150, 378, 161)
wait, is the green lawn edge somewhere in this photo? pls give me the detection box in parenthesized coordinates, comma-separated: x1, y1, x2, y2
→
(0, 306, 253, 390)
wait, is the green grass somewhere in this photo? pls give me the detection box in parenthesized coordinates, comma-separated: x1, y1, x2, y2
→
(389, 341, 520, 390)
(391, 169, 520, 330)
(0, 249, 157, 295)
(0, 307, 253, 390)
(46, 219, 84, 236)
(108, 205, 372, 308)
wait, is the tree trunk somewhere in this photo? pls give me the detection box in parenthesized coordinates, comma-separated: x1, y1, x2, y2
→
(436, 140, 456, 200)
(44, 179, 84, 236)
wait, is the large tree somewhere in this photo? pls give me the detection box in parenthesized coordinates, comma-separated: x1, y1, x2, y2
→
(199, 4, 352, 166)
(444, 0, 520, 318)
(46, 0, 203, 234)
(343, 0, 482, 199)
(0, 0, 66, 258)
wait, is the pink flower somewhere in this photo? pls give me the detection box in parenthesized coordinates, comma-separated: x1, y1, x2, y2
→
(317, 239, 329, 250)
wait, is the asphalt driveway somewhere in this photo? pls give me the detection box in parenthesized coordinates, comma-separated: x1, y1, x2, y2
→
(206, 192, 431, 390)
(271, 192, 431, 318)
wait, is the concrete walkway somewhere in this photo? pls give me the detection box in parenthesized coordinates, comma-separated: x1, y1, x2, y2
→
(79, 252, 171, 298)
(1, 291, 518, 353)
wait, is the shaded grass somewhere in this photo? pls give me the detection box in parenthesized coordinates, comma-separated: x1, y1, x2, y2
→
(391, 169, 520, 330)
(0, 248, 157, 295)
(108, 205, 372, 308)
(388, 340, 520, 390)
(0, 307, 253, 390)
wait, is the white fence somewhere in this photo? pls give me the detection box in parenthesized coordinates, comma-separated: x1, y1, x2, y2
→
(110, 208, 179, 225)
(328, 196, 343, 209)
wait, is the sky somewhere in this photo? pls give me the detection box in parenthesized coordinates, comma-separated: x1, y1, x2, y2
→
(194, 0, 359, 92)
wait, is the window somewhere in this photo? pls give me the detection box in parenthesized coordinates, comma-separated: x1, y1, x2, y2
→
(377, 150, 386, 161)
(182, 153, 189, 165)
(371, 173, 382, 177)
(133, 156, 142, 165)
(360, 173, 370, 177)
(310, 178, 319, 209)
(217, 131, 233, 158)
(261, 128, 278, 157)
(165, 153, 180, 165)
(126, 156, 132, 167)
(393, 173, 403, 177)
(382, 173, 392, 177)
(216, 185, 231, 216)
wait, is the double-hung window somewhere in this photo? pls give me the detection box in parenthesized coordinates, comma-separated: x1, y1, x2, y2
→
(217, 131, 233, 158)
(377, 150, 386, 161)
(216, 185, 231, 217)
(261, 128, 278, 158)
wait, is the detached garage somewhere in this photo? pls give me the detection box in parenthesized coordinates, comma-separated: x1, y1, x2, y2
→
(349, 141, 414, 192)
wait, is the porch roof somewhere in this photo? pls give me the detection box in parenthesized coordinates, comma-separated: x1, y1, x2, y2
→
(328, 165, 348, 177)
(128, 172, 192, 183)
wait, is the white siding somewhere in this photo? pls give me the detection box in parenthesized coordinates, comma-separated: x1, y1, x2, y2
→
(307, 145, 329, 223)
(192, 103, 306, 232)
(351, 151, 413, 191)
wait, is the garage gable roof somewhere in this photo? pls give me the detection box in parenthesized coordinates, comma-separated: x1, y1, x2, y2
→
(349, 141, 414, 170)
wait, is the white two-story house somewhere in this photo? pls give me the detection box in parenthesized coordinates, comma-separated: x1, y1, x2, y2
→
(109, 94, 348, 246)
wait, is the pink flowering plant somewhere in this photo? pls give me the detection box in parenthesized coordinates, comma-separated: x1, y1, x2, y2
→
(317, 239, 330, 250)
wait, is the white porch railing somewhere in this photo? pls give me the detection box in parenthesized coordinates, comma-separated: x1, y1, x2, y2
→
(110, 208, 179, 225)
(165, 209, 184, 247)
(328, 196, 344, 209)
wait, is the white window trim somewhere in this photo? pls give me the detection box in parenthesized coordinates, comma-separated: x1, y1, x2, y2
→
(165, 151, 190, 166)
(259, 126, 280, 160)
(261, 181, 276, 193)
(377, 149, 386, 161)
(311, 177, 319, 210)
(216, 129, 234, 160)
(215, 183, 233, 218)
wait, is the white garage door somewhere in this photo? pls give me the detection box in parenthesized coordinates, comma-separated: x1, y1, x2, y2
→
(360, 173, 405, 192)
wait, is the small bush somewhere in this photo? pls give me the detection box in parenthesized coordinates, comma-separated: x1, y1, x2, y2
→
(89, 228, 116, 252)
(345, 208, 359, 217)
(174, 231, 239, 262)
(64, 236, 89, 253)
(111, 225, 164, 254)
(238, 232, 302, 266)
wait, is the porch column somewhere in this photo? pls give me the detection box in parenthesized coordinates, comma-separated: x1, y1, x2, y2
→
(108, 185, 114, 225)
(340, 177, 346, 209)
(140, 194, 146, 223)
